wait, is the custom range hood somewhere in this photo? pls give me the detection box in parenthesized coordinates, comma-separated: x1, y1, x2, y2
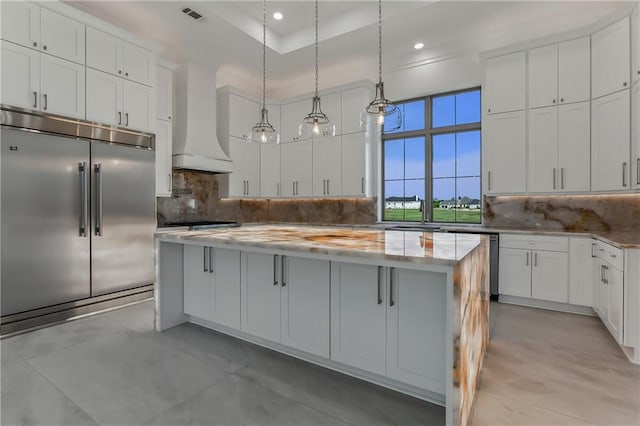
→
(172, 61, 232, 173)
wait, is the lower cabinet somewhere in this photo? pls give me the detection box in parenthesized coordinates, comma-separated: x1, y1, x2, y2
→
(531, 250, 569, 302)
(568, 238, 595, 307)
(241, 251, 331, 358)
(183, 245, 241, 329)
(331, 263, 446, 393)
(593, 243, 624, 344)
(498, 247, 532, 298)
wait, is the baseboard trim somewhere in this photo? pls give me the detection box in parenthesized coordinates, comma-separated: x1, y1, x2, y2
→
(498, 295, 596, 316)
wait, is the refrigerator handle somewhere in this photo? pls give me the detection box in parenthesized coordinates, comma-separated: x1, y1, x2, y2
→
(94, 163, 103, 236)
(78, 162, 87, 237)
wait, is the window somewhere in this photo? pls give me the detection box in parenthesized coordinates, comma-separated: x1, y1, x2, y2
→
(382, 88, 481, 223)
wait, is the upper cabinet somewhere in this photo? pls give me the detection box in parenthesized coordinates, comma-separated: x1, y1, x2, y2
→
(156, 65, 174, 197)
(485, 51, 526, 114)
(631, 82, 640, 190)
(229, 94, 260, 140)
(281, 99, 309, 143)
(592, 17, 630, 99)
(1, 3, 85, 65)
(86, 27, 155, 86)
(632, 5, 640, 86)
(483, 111, 526, 194)
(528, 37, 590, 109)
(341, 86, 371, 134)
(156, 66, 173, 121)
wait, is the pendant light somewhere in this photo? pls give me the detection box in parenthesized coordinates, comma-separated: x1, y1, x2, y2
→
(248, 0, 279, 144)
(364, 0, 401, 131)
(298, 0, 335, 138)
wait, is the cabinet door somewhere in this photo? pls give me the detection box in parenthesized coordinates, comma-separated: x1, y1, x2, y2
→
(342, 87, 372, 134)
(86, 69, 123, 127)
(0, 1, 40, 49)
(592, 17, 630, 99)
(266, 104, 281, 135)
(121, 41, 155, 86)
(0, 41, 40, 110)
(155, 119, 172, 197)
(280, 256, 331, 357)
(387, 268, 446, 393)
(341, 132, 366, 196)
(528, 106, 559, 192)
(228, 138, 261, 197)
(320, 92, 342, 135)
(86, 27, 121, 76)
(281, 99, 309, 142)
(499, 248, 531, 297)
(312, 136, 342, 196)
(40, 55, 85, 119)
(558, 102, 590, 192)
(483, 111, 526, 194)
(485, 52, 526, 114)
(157, 66, 172, 121)
(632, 83, 640, 190)
(531, 250, 568, 303)
(229, 93, 260, 139)
(330, 263, 386, 375)
(260, 143, 281, 197)
(558, 37, 591, 104)
(40, 8, 85, 64)
(569, 238, 595, 307)
(123, 80, 154, 132)
(183, 245, 212, 320)
(606, 265, 624, 344)
(211, 248, 241, 330)
(528, 44, 558, 109)
(591, 90, 631, 191)
(241, 252, 281, 342)
(632, 5, 640, 86)
(281, 140, 313, 196)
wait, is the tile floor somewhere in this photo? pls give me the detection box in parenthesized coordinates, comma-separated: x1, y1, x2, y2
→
(1, 300, 638, 426)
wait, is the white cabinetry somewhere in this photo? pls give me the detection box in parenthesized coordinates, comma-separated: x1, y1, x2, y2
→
(528, 106, 559, 192)
(341, 132, 367, 196)
(122, 80, 154, 131)
(341, 87, 371, 134)
(260, 143, 281, 197)
(568, 238, 595, 307)
(312, 136, 342, 196)
(319, 92, 342, 136)
(40, 8, 85, 65)
(593, 241, 624, 344)
(498, 248, 532, 298)
(558, 37, 591, 104)
(228, 93, 260, 139)
(485, 52, 526, 114)
(1, 2, 40, 51)
(632, 82, 640, 190)
(156, 66, 173, 121)
(40, 54, 85, 118)
(155, 120, 173, 197)
(222, 137, 261, 197)
(86, 27, 155, 86)
(281, 99, 309, 143)
(528, 44, 558, 109)
(591, 90, 631, 191)
(484, 111, 526, 193)
(592, 17, 630, 99)
(1, 41, 40, 111)
(531, 250, 569, 303)
(241, 252, 281, 342)
(281, 140, 313, 196)
(632, 5, 640, 86)
(183, 245, 241, 329)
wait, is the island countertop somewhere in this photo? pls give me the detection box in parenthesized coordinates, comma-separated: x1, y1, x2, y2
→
(156, 224, 485, 266)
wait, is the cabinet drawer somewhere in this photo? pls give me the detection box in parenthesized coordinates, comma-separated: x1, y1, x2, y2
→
(596, 241, 624, 270)
(500, 234, 569, 252)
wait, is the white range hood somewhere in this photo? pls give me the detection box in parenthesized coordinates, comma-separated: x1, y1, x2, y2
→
(172, 61, 232, 173)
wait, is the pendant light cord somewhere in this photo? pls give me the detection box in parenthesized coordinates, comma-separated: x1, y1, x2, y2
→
(378, 0, 382, 84)
(314, 0, 319, 97)
(262, 0, 267, 110)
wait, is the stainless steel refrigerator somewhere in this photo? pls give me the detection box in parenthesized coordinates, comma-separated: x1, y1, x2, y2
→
(1, 107, 155, 333)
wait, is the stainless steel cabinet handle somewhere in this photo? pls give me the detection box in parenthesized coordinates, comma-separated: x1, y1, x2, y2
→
(125, 112, 129, 127)
(277, 182, 280, 196)
(534, 252, 538, 267)
(623, 162, 628, 187)
(389, 268, 395, 307)
(281, 255, 286, 287)
(292, 181, 295, 196)
(591, 243, 597, 258)
(118, 112, 122, 125)
(167, 173, 172, 192)
(561, 167, 564, 189)
(488, 171, 492, 191)
(327, 179, 330, 195)
(94, 163, 103, 236)
(43, 93, 47, 110)
(553, 168, 556, 190)
(361, 177, 365, 194)
(273, 255, 278, 286)
(33, 91, 37, 108)
(323, 179, 326, 195)
(209, 247, 214, 274)
(600, 264, 605, 282)
(526, 252, 529, 266)
(204, 247, 208, 272)
(377, 266, 383, 305)
(247, 180, 250, 195)
(603, 265, 609, 284)
(78, 162, 87, 237)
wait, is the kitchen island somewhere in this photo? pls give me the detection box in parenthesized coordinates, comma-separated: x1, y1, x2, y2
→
(155, 225, 490, 426)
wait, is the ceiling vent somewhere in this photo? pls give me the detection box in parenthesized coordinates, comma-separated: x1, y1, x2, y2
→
(182, 7, 204, 21)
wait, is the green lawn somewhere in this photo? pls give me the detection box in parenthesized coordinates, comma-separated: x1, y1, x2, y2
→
(384, 208, 481, 223)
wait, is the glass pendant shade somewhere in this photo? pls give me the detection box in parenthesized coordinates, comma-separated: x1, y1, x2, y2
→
(249, 108, 279, 143)
(299, 96, 336, 138)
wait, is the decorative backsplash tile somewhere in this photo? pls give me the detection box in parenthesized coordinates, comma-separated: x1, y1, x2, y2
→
(157, 170, 377, 226)
(484, 194, 640, 232)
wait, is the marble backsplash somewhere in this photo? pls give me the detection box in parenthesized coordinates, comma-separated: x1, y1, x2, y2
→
(157, 170, 377, 226)
(484, 194, 640, 232)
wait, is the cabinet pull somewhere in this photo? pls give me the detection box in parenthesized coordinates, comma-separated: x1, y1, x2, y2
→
(552, 99, 556, 104)
(125, 112, 129, 127)
(203, 247, 208, 273)
(78, 162, 87, 237)
(33, 91, 37, 108)
(125, 72, 129, 77)
(600, 264, 604, 282)
(292, 181, 295, 196)
(591, 243, 597, 258)
(623, 82, 628, 87)
(118, 112, 122, 125)
(43, 45, 47, 51)
(247, 180, 250, 195)
(118, 70, 122, 75)
(622, 162, 628, 187)
(603, 265, 609, 284)
(377, 266, 383, 305)
(560, 168, 564, 189)
(33, 41, 37, 47)
(281, 256, 286, 287)
(277, 182, 280, 196)
(167, 173, 172, 192)
(560, 98, 564, 103)
(534, 252, 538, 267)
(526, 252, 529, 266)
(552, 168, 556, 190)
(488, 171, 492, 191)
(327, 179, 330, 195)
(209, 247, 214, 274)
(361, 177, 365, 194)
(273, 255, 278, 286)
(389, 268, 396, 307)
(43, 93, 48, 110)
(323, 179, 326, 195)
(637, 158, 640, 185)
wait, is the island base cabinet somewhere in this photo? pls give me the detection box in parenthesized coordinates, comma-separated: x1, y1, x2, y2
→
(280, 256, 330, 358)
(386, 268, 446, 393)
(183, 245, 212, 321)
(241, 252, 281, 342)
(331, 263, 387, 376)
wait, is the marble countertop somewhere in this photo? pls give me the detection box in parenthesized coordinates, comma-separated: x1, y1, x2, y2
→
(156, 225, 486, 266)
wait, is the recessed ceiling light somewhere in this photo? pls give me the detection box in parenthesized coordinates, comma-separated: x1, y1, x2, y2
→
(414, 42, 424, 50)
(273, 12, 283, 20)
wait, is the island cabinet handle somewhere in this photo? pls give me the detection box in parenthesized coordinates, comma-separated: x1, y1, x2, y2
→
(281, 256, 287, 287)
(273, 255, 278, 286)
(389, 268, 395, 307)
(203, 247, 208, 272)
(526, 252, 529, 266)
(377, 266, 383, 305)
(209, 247, 214, 274)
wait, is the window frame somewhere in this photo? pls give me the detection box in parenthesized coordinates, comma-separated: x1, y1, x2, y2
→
(381, 86, 482, 223)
